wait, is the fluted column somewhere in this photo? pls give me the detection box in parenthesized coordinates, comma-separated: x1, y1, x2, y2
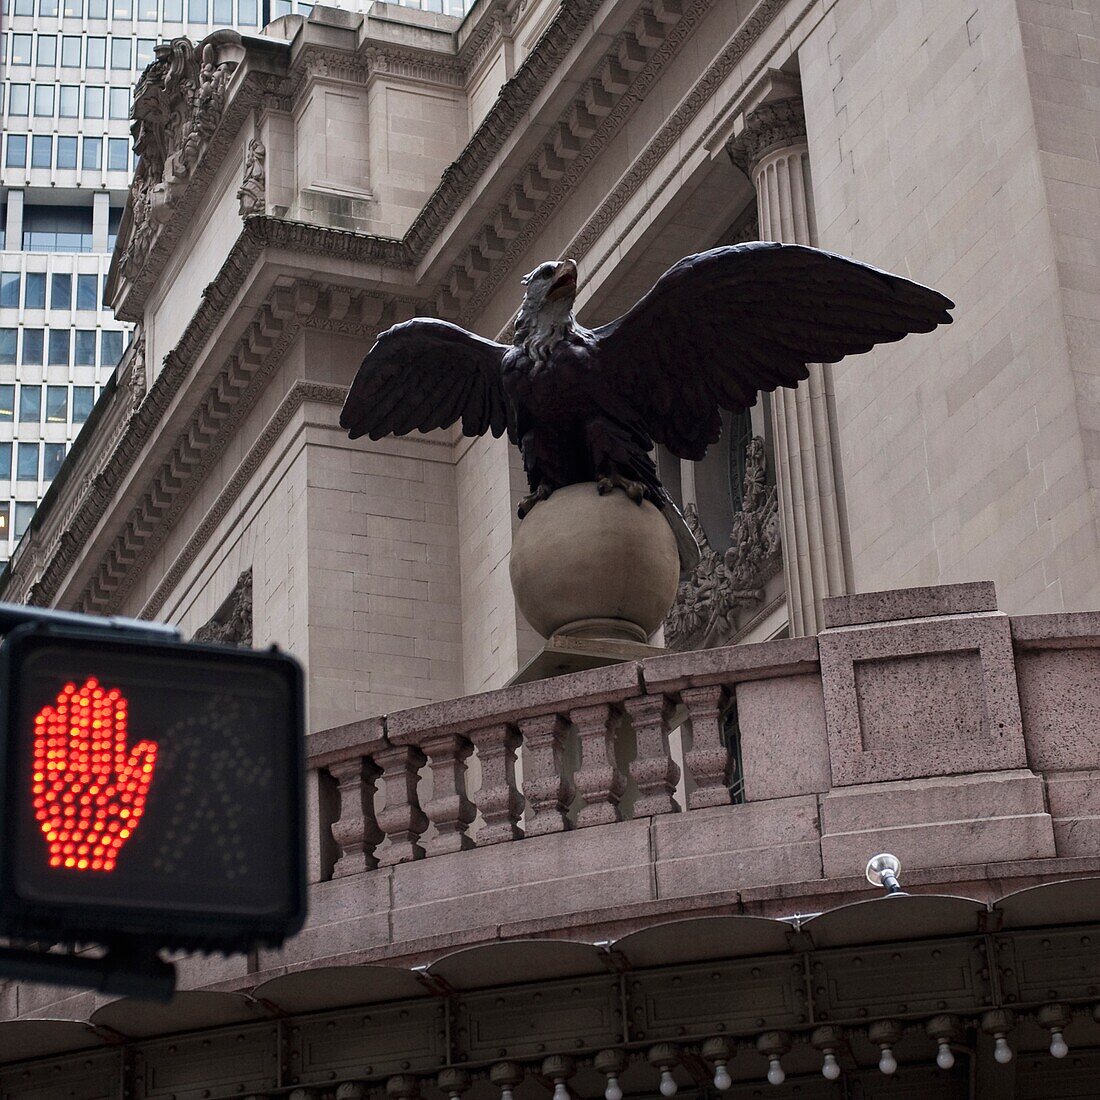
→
(730, 95, 848, 636)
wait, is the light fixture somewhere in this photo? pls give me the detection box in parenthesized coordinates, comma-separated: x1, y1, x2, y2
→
(1038, 1004, 1071, 1059)
(491, 1061, 523, 1100)
(596, 1048, 625, 1100)
(865, 853, 904, 895)
(756, 1032, 790, 1087)
(702, 1037, 733, 1091)
(926, 1015, 962, 1071)
(648, 1043, 679, 1098)
(541, 1056, 575, 1100)
(869, 1020, 902, 1075)
(811, 1025, 844, 1081)
(981, 1010, 1015, 1065)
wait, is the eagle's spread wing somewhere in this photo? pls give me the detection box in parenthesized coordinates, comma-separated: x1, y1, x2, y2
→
(340, 319, 511, 441)
(591, 242, 954, 460)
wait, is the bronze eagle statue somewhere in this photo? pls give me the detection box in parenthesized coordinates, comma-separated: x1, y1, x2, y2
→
(341, 242, 953, 566)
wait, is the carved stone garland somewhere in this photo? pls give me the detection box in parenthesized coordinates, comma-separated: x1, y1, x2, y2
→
(664, 436, 781, 652)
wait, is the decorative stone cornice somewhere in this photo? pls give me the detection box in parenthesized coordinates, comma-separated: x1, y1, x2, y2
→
(727, 96, 807, 177)
(193, 567, 253, 645)
(364, 44, 465, 86)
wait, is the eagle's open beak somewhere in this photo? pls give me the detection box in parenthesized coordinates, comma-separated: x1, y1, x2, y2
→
(546, 258, 578, 302)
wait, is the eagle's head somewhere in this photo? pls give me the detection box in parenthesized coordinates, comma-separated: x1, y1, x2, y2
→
(514, 259, 579, 367)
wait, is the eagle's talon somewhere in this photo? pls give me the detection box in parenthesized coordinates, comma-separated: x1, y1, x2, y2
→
(517, 485, 553, 518)
(596, 473, 646, 502)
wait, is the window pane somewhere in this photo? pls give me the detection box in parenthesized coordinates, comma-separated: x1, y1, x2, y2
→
(6, 135, 27, 169)
(9, 84, 30, 115)
(45, 386, 68, 423)
(0, 448, 10, 481)
(40, 0, 59, 15)
(107, 138, 129, 172)
(61, 36, 81, 67)
(74, 329, 96, 365)
(77, 274, 98, 310)
(136, 38, 154, 67)
(0, 272, 19, 309)
(57, 135, 78, 169)
(14, 0, 32, 13)
(0, 330, 15, 365)
(83, 137, 102, 170)
(14, 502, 36, 539)
(188, 0, 207, 21)
(62, 0, 83, 13)
(212, 0, 230, 20)
(43, 443, 65, 481)
(48, 329, 70, 364)
(163, 0, 181, 18)
(34, 85, 55, 117)
(21, 328, 43, 364)
(113, 0, 131, 15)
(88, 0, 106, 14)
(86, 37, 106, 67)
(25, 273, 46, 309)
(59, 85, 79, 116)
(109, 87, 129, 119)
(101, 329, 124, 367)
(138, 0, 156, 16)
(31, 135, 52, 168)
(110, 37, 131, 69)
(11, 34, 32, 64)
(0, 386, 13, 421)
(72, 386, 94, 422)
(84, 87, 104, 118)
(50, 274, 72, 311)
(238, 0, 257, 23)
(19, 386, 41, 422)
(37, 35, 57, 66)
(17, 443, 39, 481)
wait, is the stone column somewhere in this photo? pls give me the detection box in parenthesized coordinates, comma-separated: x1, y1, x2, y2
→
(730, 93, 848, 637)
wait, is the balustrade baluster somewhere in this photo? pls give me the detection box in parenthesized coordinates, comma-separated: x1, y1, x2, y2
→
(570, 703, 625, 827)
(374, 743, 429, 865)
(468, 723, 524, 844)
(420, 733, 475, 856)
(623, 694, 680, 816)
(327, 756, 383, 877)
(680, 686, 732, 808)
(519, 713, 573, 835)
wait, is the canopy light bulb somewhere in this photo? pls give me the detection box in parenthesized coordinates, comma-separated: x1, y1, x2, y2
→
(501, 1089, 514, 1100)
(821, 1052, 841, 1081)
(553, 1081, 570, 1100)
(713, 1062, 732, 1091)
(766, 1059, 785, 1087)
(659, 1070, 677, 1097)
(604, 1076, 622, 1100)
(878, 1047, 897, 1075)
(936, 1041, 955, 1070)
(993, 1035, 1013, 1065)
(1050, 1030, 1069, 1059)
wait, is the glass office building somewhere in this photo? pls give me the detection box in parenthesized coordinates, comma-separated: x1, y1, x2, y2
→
(0, 0, 469, 568)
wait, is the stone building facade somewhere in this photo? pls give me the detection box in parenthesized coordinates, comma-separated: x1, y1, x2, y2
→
(1, 0, 1100, 1097)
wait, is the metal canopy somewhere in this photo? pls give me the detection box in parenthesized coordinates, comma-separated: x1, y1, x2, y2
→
(799, 894, 987, 948)
(612, 914, 792, 966)
(0, 1020, 106, 1064)
(252, 965, 429, 1013)
(89, 990, 266, 1038)
(995, 877, 1100, 929)
(427, 940, 609, 990)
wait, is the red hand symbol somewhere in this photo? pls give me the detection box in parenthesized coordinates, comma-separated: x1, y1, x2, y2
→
(32, 678, 158, 872)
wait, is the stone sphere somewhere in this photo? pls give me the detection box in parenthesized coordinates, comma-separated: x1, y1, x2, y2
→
(509, 482, 681, 642)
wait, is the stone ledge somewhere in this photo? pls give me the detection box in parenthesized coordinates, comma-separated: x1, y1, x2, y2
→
(822, 581, 999, 629)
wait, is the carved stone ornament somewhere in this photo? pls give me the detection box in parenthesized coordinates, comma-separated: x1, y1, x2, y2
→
(126, 331, 147, 412)
(237, 137, 266, 217)
(193, 567, 253, 646)
(727, 97, 807, 177)
(664, 436, 782, 651)
(120, 37, 237, 280)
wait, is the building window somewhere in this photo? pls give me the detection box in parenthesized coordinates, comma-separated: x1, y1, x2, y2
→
(50, 274, 72, 311)
(21, 328, 43, 364)
(24, 272, 46, 309)
(48, 330, 70, 365)
(88, 0, 107, 14)
(14, 502, 35, 540)
(74, 329, 96, 365)
(163, 0, 181, 18)
(84, 86, 105, 118)
(24, 206, 94, 252)
(138, 0, 156, 16)
(8, 84, 30, 116)
(31, 135, 53, 168)
(101, 330, 124, 367)
(14, 0, 33, 13)
(17, 443, 39, 481)
(61, 36, 81, 67)
(19, 386, 41, 422)
(0, 387, 13, 421)
(0, 330, 15, 365)
(34, 85, 55, 117)
(45, 386, 68, 423)
(136, 38, 155, 67)
(107, 138, 129, 173)
(62, 0, 83, 13)
(110, 37, 132, 69)
(40, 0, 59, 14)
(43, 443, 65, 481)
(72, 386, 94, 422)
(0, 449, 10, 482)
(59, 85, 79, 117)
(109, 87, 129, 119)
(76, 274, 98, 311)
(37, 35, 58, 66)
(0, 272, 19, 309)
(83, 137, 102, 171)
(86, 37, 106, 68)
(11, 34, 33, 65)
(212, 0, 230, 19)
(57, 135, 78, 169)
(113, 0, 131, 14)
(6, 135, 28, 169)
(188, 0, 207, 20)
(238, 0, 257, 23)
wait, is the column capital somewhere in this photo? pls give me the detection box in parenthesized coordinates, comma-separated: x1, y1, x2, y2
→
(728, 97, 807, 178)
